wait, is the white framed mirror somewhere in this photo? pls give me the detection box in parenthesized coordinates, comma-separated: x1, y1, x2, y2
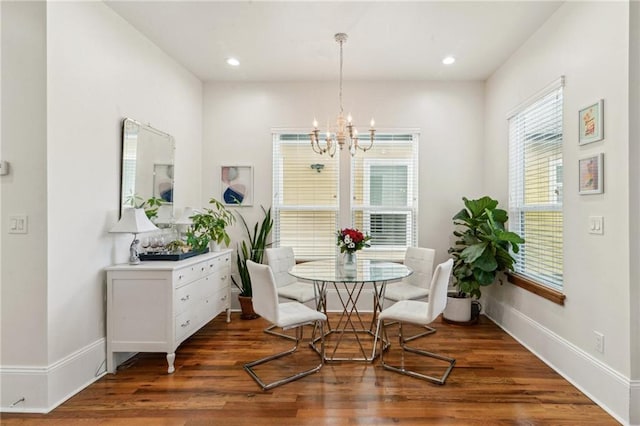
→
(120, 118, 175, 223)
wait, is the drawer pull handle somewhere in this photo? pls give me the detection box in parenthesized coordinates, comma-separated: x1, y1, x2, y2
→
(201, 267, 205, 271)
(221, 275, 227, 280)
(181, 320, 191, 328)
(181, 295, 190, 301)
(221, 295, 227, 301)
(178, 275, 184, 280)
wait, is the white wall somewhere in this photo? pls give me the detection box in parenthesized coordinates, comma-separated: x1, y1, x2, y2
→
(203, 80, 485, 269)
(1, 1, 203, 412)
(629, 1, 640, 423)
(1, 0, 49, 383)
(483, 2, 635, 423)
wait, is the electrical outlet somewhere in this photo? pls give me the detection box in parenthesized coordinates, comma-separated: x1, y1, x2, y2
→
(594, 331, 605, 353)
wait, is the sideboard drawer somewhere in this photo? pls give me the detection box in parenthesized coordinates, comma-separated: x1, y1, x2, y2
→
(175, 309, 196, 343)
(175, 260, 210, 289)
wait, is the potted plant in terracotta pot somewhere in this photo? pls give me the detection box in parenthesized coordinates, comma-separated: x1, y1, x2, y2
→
(445, 196, 524, 323)
(231, 206, 273, 319)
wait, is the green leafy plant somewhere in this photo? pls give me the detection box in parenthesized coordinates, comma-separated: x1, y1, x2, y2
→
(185, 198, 236, 252)
(125, 194, 165, 220)
(448, 196, 524, 299)
(231, 206, 273, 297)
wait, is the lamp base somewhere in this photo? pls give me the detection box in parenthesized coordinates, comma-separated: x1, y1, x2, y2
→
(128, 234, 141, 265)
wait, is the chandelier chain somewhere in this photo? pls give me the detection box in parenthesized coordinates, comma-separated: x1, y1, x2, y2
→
(339, 36, 343, 114)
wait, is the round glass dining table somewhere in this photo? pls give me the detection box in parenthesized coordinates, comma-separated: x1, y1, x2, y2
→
(289, 258, 412, 362)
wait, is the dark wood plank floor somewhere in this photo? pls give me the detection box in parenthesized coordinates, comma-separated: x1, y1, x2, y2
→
(1, 314, 619, 425)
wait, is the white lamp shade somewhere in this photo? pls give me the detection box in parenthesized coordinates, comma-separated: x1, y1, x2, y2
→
(110, 208, 159, 234)
(175, 207, 199, 225)
(155, 204, 174, 225)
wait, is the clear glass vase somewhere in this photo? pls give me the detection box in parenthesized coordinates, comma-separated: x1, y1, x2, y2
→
(343, 251, 357, 273)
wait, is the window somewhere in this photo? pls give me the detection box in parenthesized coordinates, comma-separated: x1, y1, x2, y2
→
(273, 132, 418, 261)
(272, 134, 339, 260)
(508, 78, 564, 291)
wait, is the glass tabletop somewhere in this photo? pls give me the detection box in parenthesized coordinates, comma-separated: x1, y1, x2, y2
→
(289, 259, 412, 283)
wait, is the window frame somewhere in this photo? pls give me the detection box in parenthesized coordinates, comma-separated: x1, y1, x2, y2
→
(507, 77, 565, 301)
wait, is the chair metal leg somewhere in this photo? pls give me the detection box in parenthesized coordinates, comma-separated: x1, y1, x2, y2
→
(378, 320, 455, 385)
(245, 321, 325, 391)
(264, 324, 296, 341)
(382, 321, 436, 342)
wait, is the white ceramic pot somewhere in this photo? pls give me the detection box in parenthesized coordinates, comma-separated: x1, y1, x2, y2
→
(443, 295, 472, 322)
(209, 241, 221, 252)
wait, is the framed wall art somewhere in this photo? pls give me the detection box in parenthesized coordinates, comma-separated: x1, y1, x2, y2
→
(578, 99, 604, 145)
(221, 165, 253, 206)
(578, 153, 604, 195)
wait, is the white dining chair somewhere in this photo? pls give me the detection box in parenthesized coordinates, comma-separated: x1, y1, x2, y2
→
(375, 258, 455, 385)
(384, 247, 436, 341)
(264, 247, 323, 340)
(244, 260, 326, 390)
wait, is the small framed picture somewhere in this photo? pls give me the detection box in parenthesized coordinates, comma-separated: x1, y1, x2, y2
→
(221, 165, 253, 206)
(578, 153, 604, 195)
(578, 99, 604, 145)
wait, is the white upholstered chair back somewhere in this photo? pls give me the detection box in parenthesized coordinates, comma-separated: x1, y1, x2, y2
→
(404, 247, 435, 289)
(246, 260, 279, 324)
(425, 259, 453, 322)
(264, 247, 297, 288)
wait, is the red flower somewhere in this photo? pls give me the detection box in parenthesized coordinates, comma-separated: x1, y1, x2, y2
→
(336, 228, 371, 253)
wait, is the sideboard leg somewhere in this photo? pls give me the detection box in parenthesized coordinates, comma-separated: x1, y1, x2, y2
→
(166, 353, 175, 373)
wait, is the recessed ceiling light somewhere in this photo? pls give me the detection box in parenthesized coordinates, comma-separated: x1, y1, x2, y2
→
(226, 57, 240, 67)
(442, 56, 456, 65)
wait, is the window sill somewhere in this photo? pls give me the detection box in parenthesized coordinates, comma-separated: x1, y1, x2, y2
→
(506, 272, 566, 306)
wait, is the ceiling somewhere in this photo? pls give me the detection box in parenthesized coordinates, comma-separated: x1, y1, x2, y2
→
(105, 1, 563, 82)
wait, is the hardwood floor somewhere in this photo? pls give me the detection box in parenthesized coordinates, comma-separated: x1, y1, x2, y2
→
(1, 314, 618, 425)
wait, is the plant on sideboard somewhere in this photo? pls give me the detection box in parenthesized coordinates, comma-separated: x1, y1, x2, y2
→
(185, 198, 236, 252)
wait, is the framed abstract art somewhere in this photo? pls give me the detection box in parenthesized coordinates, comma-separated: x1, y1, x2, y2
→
(221, 165, 253, 206)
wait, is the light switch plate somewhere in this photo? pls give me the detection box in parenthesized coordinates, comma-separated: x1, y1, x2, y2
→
(589, 216, 604, 235)
(9, 215, 28, 234)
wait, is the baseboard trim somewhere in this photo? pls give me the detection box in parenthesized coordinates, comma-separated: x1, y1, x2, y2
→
(1, 338, 106, 413)
(630, 380, 640, 425)
(484, 297, 631, 425)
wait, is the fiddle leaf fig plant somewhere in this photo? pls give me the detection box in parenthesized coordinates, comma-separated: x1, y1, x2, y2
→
(448, 196, 524, 299)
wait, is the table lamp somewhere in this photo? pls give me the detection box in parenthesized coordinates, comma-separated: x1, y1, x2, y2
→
(175, 207, 199, 240)
(110, 208, 159, 264)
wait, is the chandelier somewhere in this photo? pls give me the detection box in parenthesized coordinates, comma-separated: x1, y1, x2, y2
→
(310, 33, 375, 157)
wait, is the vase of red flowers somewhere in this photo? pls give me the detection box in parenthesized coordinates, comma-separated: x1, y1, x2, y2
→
(336, 228, 371, 273)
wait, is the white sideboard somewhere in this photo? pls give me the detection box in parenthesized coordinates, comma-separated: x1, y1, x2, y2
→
(106, 250, 232, 374)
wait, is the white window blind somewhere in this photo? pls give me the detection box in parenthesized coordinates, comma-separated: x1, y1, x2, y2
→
(272, 133, 339, 260)
(273, 132, 419, 262)
(508, 80, 564, 290)
(351, 134, 419, 262)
